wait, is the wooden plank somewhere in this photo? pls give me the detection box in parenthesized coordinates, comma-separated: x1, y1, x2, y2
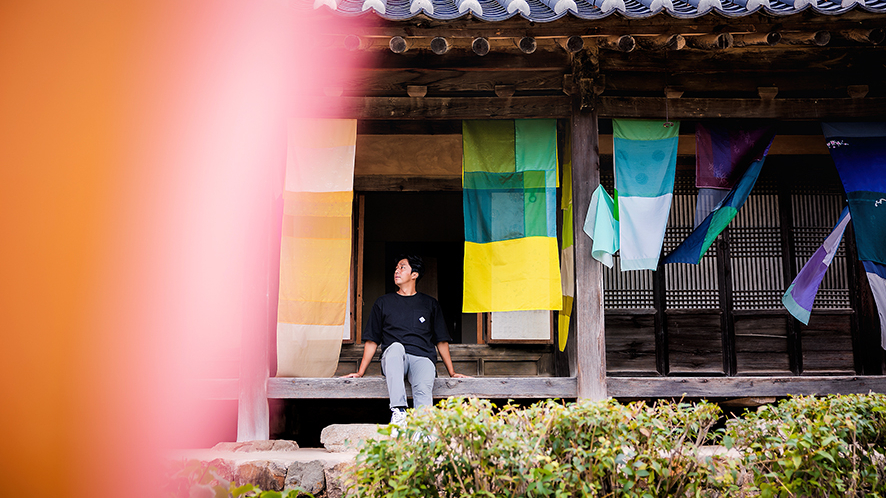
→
(653, 263, 669, 375)
(601, 71, 886, 98)
(355, 134, 462, 177)
(346, 68, 567, 95)
(301, 96, 886, 120)
(304, 96, 572, 120)
(571, 98, 607, 400)
(605, 315, 657, 374)
(668, 313, 725, 375)
(595, 97, 886, 119)
(267, 377, 578, 399)
(607, 376, 886, 398)
(323, 47, 571, 70)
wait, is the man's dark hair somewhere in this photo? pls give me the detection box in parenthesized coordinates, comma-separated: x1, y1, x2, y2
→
(397, 254, 424, 281)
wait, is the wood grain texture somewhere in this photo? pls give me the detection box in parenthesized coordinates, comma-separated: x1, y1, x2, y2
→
(570, 99, 607, 400)
(267, 377, 578, 399)
(607, 376, 886, 398)
(300, 96, 886, 120)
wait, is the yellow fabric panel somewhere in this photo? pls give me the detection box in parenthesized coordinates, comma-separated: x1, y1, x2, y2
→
(277, 300, 347, 327)
(282, 191, 351, 217)
(463, 237, 562, 313)
(282, 214, 351, 239)
(279, 236, 350, 299)
(558, 295, 574, 352)
(288, 118, 357, 149)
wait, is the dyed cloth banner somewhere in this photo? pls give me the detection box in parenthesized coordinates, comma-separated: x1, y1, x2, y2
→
(613, 119, 679, 270)
(276, 119, 356, 377)
(559, 133, 574, 351)
(695, 123, 776, 224)
(782, 207, 851, 325)
(582, 184, 619, 268)
(822, 122, 886, 349)
(463, 120, 562, 313)
(664, 124, 776, 265)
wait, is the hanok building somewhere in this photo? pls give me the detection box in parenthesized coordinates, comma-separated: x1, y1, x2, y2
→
(227, 0, 886, 440)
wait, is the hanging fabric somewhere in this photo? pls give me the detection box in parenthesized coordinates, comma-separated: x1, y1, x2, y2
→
(558, 132, 574, 351)
(822, 122, 886, 349)
(612, 119, 679, 271)
(582, 184, 619, 268)
(663, 122, 776, 265)
(462, 119, 562, 313)
(276, 119, 356, 377)
(782, 207, 851, 325)
(694, 122, 777, 225)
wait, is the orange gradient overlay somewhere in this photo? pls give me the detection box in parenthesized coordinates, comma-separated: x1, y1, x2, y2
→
(0, 1, 356, 496)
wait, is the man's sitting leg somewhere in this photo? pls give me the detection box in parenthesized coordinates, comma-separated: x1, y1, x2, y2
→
(380, 342, 409, 425)
(407, 354, 435, 410)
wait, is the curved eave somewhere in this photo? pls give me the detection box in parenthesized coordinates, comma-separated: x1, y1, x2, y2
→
(314, 0, 886, 22)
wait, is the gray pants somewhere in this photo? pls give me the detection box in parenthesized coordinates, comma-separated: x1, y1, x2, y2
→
(380, 342, 435, 410)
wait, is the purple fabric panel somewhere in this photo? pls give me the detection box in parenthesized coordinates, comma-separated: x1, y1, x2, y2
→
(695, 122, 776, 189)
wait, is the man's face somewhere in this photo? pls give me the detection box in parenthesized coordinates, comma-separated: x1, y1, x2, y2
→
(393, 258, 416, 286)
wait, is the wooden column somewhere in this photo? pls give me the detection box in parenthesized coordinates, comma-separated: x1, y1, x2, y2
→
(569, 97, 607, 400)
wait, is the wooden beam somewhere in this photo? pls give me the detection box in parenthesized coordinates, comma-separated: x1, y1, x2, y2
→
(217, 375, 886, 400)
(570, 98, 607, 400)
(595, 96, 886, 119)
(607, 376, 886, 397)
(354, 175, 461, 191)
(303, 96, 572, 119)
(301, 96, 886, 120)
(267, 377, 578, 399)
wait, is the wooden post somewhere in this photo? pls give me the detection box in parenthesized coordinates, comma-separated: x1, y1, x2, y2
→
(570, 97, 607, 400)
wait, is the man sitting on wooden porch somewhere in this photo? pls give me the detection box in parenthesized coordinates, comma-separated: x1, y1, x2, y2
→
(343, 254, 469, 425)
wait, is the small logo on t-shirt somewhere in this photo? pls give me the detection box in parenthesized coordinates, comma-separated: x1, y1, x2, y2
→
(419, 316, 426, 323)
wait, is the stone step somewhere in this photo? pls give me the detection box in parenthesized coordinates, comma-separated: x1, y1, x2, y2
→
(169, 440, 357, 497)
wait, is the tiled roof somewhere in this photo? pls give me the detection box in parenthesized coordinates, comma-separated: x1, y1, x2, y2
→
(314, 0, 886, 21)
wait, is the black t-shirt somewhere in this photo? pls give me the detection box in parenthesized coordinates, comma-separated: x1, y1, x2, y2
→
(362, 292, 452, 363)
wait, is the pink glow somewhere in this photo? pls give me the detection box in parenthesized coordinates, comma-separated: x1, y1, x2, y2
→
(0, 1, 358, 496)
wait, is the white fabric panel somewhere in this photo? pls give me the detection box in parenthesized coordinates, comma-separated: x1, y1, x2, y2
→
(490, 310, 551, 341)
(276, 322, 344, 377)
(866, 270, 886, 349)
(619, 193, 673, 271)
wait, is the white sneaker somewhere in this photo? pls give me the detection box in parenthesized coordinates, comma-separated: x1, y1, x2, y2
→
(390, 409, 408, 427)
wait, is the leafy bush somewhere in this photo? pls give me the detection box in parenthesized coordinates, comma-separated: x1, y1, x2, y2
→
(725, 393, 886, 497)
(347, 397, 737, 497)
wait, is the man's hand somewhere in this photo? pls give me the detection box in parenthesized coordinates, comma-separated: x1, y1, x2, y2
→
(449, 372, 471, 379)
(341, 372, 363, 378)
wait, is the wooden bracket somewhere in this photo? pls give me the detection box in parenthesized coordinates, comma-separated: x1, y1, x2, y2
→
(758, 86, 778, 100)
(495, 85, 516, 98)
(664, 86, 684, 99)
(848, 85, 869, 99)
(407, 85, 428, 98)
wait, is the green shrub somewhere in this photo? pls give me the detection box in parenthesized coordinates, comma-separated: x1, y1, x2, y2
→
(725, 393, 886, 497)
(347, 397, 736, 497)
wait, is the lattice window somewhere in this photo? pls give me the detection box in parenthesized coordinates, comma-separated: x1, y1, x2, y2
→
(664, 173, 720, 309)
(791, 189, 850, 309)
